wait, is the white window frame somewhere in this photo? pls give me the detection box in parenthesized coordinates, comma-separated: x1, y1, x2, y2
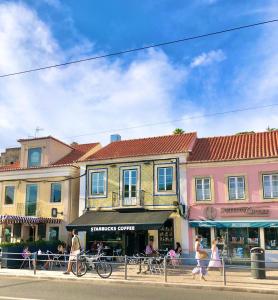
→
(228, 176, 245, 200)
(195, 177, 211, 201)
(157, 166, 174, 192)
(263, 174, 278, 199)
(154, 164, 176, 195)
(89, 169, 107, 198)
(4, 185, 16, 206)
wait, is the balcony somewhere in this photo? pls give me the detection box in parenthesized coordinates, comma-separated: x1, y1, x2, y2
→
(16, 203, 41, 217)
(112, 190, 145, 210)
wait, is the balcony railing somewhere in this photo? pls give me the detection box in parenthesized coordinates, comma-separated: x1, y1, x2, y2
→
(112, 190, 145, 208)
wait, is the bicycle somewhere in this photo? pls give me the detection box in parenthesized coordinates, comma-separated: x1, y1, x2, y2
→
(71, 251, 112, 278)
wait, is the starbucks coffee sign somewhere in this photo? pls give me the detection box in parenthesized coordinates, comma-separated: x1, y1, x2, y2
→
(91, 226, 135, 232)
(221, 206, 270, 217)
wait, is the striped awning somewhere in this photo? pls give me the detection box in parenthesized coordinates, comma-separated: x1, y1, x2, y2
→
(0, 215, 62, 224)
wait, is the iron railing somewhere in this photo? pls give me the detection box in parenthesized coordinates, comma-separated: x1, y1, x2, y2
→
(112, 190, 145, 208)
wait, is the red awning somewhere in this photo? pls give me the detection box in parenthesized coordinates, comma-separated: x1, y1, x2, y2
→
(0, 215, 61, 224)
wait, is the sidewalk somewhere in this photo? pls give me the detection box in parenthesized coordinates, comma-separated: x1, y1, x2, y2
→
(0, 265, 277, 295)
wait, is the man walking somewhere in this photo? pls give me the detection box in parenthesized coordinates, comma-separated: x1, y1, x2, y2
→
(64, 229, 81, 275)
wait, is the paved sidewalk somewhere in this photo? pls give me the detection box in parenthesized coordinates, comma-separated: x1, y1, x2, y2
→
(0, 265, 277, 295)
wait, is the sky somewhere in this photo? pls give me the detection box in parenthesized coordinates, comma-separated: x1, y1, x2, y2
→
(0, 0, 277, 150)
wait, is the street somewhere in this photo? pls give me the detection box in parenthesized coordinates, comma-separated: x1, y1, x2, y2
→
(0, 277, 276, 300)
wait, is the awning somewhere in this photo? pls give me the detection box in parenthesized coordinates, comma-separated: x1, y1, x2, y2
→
(67, 210, 174, 231)
(0, 215, 62, 225)
(189, 220, 278, 228)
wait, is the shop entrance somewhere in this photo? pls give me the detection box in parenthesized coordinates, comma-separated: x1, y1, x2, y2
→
(125, 231, 148, 256)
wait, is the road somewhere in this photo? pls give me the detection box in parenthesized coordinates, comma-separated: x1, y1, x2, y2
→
(0, 277, 276, 300)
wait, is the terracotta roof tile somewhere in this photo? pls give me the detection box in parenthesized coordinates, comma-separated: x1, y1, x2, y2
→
(188, 131, 278, 162)
(0, 161, 20, 171)
(54, 143, 100, 165)
(85, 133, 197, 161)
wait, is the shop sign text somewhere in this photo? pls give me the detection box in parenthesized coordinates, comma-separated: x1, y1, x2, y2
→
(221, 207, 269, 217)
(91, 226, 135, 232)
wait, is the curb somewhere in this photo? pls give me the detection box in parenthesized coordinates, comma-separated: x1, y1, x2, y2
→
(0, 272, 277, 295)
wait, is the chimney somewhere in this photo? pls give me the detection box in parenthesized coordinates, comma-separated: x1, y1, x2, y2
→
(110, 134, 121, 143)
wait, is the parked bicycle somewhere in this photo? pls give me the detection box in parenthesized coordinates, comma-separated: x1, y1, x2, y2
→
(71, 251, 112, 278)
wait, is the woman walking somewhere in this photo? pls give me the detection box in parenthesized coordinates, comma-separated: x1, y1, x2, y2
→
(192, 236, 208, 281)
(207, 239, 222, 273)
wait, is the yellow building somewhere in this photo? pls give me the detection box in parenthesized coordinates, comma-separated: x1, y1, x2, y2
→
(0, 136, 100, 243)
(69, 133, 197, 255)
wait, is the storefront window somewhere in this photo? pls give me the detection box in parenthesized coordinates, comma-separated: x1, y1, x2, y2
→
(215, 227, 260, 258)
(196, 227, 211, 249)
(88, 231, 124, 254)
(265, 228, 278, 250)
(159, 219, 174, 251)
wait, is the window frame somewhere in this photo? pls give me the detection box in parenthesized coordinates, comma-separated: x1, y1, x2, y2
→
(25, 184, 38, 216)
(4, 185, 15, 206)
(48, 226, 60, 241)
(228, 176, 246, 200)
(27, 147, 42, 168)
(154, 164, 176, 195)
(263, 174, 278, 199)
(50, 183, 62, 203)
(195, 177, 212, 201)
(157, 166, 174, 192)
(89, 169, 108, 198)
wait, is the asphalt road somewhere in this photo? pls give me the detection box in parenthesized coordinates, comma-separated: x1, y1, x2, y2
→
(0, 277, 276, 300)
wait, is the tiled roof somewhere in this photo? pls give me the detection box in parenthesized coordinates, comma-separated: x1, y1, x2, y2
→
(188, 131, 278, 162)
(85, 133, 197, 161)
(0, 161, 20, 171)
(54, 143, 100, 165)
(0, 143, 100, 172)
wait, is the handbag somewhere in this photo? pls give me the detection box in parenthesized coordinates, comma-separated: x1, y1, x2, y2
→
(199, 251, 208, 259)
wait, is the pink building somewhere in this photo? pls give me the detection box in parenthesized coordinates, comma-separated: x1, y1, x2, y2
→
(187, 131, 278, 261)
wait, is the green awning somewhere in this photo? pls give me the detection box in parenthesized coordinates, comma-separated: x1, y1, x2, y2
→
(67, 210, 174, 231)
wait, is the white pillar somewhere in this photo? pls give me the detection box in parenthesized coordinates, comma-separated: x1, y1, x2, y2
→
(79, 166, 86, 216)
(260, 227, 265, 249)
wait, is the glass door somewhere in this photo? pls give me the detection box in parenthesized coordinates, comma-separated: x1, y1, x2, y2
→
(123, 169, 137, 206)
(26, 184, 38, 216)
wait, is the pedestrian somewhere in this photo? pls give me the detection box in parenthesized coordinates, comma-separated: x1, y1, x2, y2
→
(138, 239, 157, 274)
(192, 236, 208, 281)
(64, 229, 81, 275)
(207, 239, 222, 273)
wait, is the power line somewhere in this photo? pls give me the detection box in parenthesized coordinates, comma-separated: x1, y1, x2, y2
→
(1, 19, 277, 78)
(66, 103, 278, 139)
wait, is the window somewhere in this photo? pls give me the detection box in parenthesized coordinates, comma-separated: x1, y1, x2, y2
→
(228, 176, 245, 200)
(51, 183, 61, 202)
(90, 170, 107, 196)
(49, 227, 59, 241)
(158, 167, 173, 191)
(265, 228, 278, 250)
(5, 186, 15, 205)
(263, 174, 278, 199)
(195, 178, 211, 201)
(26, 184, 38, 216)
(28, 148, 42, 167)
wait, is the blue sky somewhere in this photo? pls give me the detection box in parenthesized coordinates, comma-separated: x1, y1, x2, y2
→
(0, 0, 277, 149)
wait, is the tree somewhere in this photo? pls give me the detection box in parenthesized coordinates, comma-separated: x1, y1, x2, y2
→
(173, 128, 185, 135)
(266, 126, 278, 132)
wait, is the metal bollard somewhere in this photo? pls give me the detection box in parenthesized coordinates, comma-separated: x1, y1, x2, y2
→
(33, 252, 37, 275)
(124, 255, 127, 280)
(164, 256, 167, 283)
(76, 253, 79, 277)
(222, 257, 226, 286)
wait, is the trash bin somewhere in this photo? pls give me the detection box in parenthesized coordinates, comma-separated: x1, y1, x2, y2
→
(250, 247, 266, 279)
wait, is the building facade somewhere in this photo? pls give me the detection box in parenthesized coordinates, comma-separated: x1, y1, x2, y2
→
(68, 133, 197, 255)
(187, 131, 278, 261)
(0, 136, 100, 243)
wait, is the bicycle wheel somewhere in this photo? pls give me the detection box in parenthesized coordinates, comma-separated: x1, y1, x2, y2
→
(71, 260, 87, 277)
(96, 261, 112, 278)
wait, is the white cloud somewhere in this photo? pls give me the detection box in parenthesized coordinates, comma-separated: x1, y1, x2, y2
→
(190, 49, 226, 68)
(0, 2, 191, 149)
